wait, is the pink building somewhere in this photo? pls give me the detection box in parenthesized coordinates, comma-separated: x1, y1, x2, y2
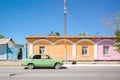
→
(97, 39, 120, 60)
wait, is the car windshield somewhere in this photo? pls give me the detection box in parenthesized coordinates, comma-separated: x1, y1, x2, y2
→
(29, 55, 34, 59)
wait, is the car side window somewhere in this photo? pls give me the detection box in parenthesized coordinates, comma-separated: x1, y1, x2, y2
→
(41, 55, 49, 59)
(33, 55, 41, 59)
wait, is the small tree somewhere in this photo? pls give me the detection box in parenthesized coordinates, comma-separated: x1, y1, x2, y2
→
(55, 32, 60, 36)
(78, 32, 88, 36)
(115, 29, 120, 52)
(102, 12, 120, 31)
(0, 34, 4, 39)
(102, 12, 120, 52)
(49, 31, 54, 36)
(48, 31, 60, 36)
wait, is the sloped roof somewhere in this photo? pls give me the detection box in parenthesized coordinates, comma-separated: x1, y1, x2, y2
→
(0, 38, 13, 44)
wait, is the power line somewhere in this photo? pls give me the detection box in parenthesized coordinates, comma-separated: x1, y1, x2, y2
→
(67, 5, 98, 35)
(68, 8, 93, 31)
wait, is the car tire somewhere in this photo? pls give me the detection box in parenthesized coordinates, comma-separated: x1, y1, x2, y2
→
(28, 64, 34, 70)
(55, 63, 61, 69)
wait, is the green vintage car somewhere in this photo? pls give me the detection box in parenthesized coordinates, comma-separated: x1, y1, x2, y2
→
(21, 54, 63, 69)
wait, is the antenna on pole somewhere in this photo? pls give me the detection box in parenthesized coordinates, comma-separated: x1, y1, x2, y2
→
(64, 0, 67, 64)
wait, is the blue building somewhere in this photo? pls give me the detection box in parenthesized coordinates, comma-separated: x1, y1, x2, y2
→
(0, 38, 27, 60)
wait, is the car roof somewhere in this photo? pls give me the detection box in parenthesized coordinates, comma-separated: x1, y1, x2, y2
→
(32, 54, 49, 56)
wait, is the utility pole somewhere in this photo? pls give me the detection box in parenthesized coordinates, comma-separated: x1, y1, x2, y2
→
(64, 0, 67, 64)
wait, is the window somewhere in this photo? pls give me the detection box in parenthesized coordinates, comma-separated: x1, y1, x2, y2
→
(41, 55, 49, 59)
(39, 46, 45, 54)
(103, 46, 109, 55)
(33, 55, 41, 59)
(82, 46, 88, 56)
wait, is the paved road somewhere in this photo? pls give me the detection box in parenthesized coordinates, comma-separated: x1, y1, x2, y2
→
(0, 66, 120, 80)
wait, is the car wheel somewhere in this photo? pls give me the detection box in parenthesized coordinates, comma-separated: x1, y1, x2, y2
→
(28, 64, 34, 70)
(55, 63, 61, 69)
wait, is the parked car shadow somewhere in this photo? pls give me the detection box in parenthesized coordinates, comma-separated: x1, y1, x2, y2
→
(24, 66, 67, 70)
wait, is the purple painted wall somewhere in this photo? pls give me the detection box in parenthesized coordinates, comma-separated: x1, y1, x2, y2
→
(97, 39, 120, 60)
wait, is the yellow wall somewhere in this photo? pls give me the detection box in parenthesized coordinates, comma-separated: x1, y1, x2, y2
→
(28, 40, 72, 60)
(27, 38, 95, 61)
(53, 41, 72, 60)
(76, 41, 94, 60)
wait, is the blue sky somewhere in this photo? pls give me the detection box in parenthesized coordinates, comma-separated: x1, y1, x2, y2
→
(0, 0, 120, 44)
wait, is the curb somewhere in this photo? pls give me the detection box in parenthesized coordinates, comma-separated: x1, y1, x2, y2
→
(63, 64, 120, 67)
(1, 61, 120, 67)
(1, 64, 120, 67)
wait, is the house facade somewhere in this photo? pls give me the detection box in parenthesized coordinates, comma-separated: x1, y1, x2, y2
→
(97, 39, 120, 60)
(0, 38, 16, 60)
(26, 35, 120, 61)
(0, 38, 27, 60)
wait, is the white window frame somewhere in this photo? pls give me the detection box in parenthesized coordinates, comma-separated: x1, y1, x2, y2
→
(82, 45, 89, 56)
(39, 46, 45, 54)
(103, 46, 109, 55)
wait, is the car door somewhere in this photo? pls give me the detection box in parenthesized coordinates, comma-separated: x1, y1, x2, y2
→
(40, 55, 53, 67)
(32, 55, 42, 67)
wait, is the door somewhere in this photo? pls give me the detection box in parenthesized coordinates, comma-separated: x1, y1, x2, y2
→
(32, 55, 53, 67)
(39, 55, 53, 67)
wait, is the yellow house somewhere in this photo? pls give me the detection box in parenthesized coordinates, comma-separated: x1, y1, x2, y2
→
(26, 35, 98, 61)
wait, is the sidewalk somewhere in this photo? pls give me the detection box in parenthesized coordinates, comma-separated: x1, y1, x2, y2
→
(1, 60, 120, 67)
(63, 64, 120, 67)
(0, 60, 21, 67)
(63, 61, 120, 67)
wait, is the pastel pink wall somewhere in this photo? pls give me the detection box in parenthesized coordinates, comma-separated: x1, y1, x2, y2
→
(97, 40, 120, 60)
